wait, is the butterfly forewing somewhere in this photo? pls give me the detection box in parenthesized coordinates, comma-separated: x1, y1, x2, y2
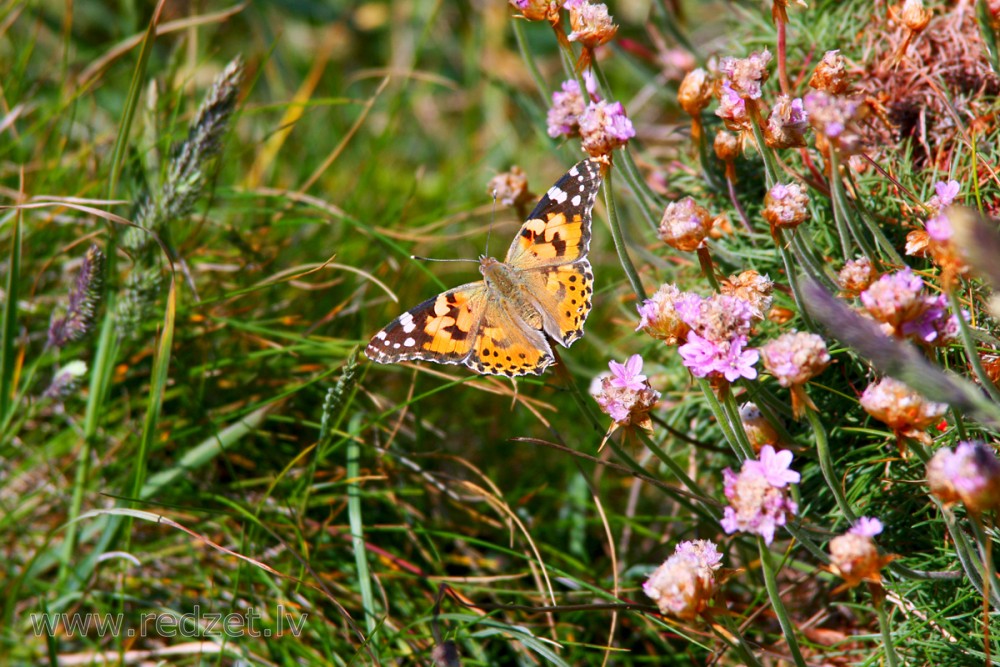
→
(504, 158, 602, 269)
(365, 283, 487, 366)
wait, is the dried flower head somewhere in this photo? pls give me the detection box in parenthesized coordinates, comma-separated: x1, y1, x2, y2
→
(721, 445, 799, 545)
(713, 129, 741, 162)
(809, 50, 850, 94)
(762, 182, 810, 235)
(643, 540, 723, 620)
(860, 376, 947, 447)
(760, 331, 831, 417)
(678, 68, 714, 117)
(593, 355, 660, 432)
(838, 256, 876, 296)
(740, 402, 781, 452)
(48, 244, 106, 348)
(566, 1, 618, 49)
(927, 442, 1000, 514)
(718, 49, 772, 100)
(509, 0, 560, 22)
(635, 284, 691, 344)
(487, 166, 532, 208)
(720, 270, 774, 321)
(765, 95, 809, 149)
(899, 0, 932, 32)
(658, 197, 714, 251)
(829, 517, 892, 589)
(579, 100, 635, 157)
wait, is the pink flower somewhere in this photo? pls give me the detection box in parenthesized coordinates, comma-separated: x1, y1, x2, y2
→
(849, 516, 884, 538)
(609, 354, 648, 391)
(925, 213, 953, 242)
(718, 339, 760, 382)
(547, 79, 586, 138)
(678, 332, 721, 378)
(720, 446, 799, 544)
(927, 442, 1000, 513)
(579, 100, 635, 157)
(643, 540, 723, 619)
(930, 179, 961, 209)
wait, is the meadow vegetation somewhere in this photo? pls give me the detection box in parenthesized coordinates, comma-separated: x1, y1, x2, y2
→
(2, 0, 1000, 664)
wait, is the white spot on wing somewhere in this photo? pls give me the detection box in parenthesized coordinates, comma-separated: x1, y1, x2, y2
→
(569, 165, 579, 176)
(375, 331, 387, 340)
(571, 194, 581, 206)
(403, 337, 416, 347)
(547, 186, 568, 204)
(399, 312, 416, 333)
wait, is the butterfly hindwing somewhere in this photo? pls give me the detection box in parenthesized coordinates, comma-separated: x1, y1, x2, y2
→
(505, 158, 603, 270)
(520, 259, 594, 347)
(465, 296, 555, 377)
(366, 282, 488, 366)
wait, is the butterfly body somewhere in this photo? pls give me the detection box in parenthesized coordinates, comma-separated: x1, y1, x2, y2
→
(366, 158, 603, 377)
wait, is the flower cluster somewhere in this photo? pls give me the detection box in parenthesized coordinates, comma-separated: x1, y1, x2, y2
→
(906, 180, 970, 283)
(809, 50, 850, 94)
(677, 293, 759, 382)
(658, 197, 714, 251)
(803, 91, 868, 155)
(48, 244, 106, 348)
(565, 0, 618, 48)
(487, 166, 532, 208)
(838, 256, 876, 296)
(828, 517, 893, 589)
(927, 442, 1000, 514)
(546, 71, 634, 157)
(593, 355, 660, 431)
(719, 270, 774, 321)
(720, 445, 799, 544)
(642, 540, 723, 619)
(765, 95, 808, 149)
(859, 268, 960, 346)
(762, 182, 810, 236)
(718, 49, 772, 100)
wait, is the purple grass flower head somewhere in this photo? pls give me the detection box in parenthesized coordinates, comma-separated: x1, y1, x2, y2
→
(643, 539, 722, 619)
(927, 441, 1000, 514)
(720, 445, 799, 545)
(609, 354, 648, 391)
(43, 360, 88, 400)
(849, 516, 884, 538)
(579, 100, 634, 157)
(48, 244, 106, 348)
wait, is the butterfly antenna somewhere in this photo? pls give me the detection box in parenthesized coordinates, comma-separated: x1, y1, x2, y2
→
(410, 255, 479, 264)
(485, 189, 498, 258)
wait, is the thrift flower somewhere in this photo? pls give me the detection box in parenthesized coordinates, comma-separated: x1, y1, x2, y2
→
(829, 517, 892, 589)
(803, 91, 867, 155)
(676, 293, 759, 382)
(713, 129, 741, 162)
(566, 1, 618, 49)
(928, 179, 961, 210)
(720, 270, 774, 321)
(643, 540, 723, 620)
(762, 182, 810, 236)
(487, 166, 532, 208)
(635, 284, 691, 344)
(860, 269, 960, 345)
(678, 68, 713, 117)
(509, 0, 560, 22)
(658, 197, 714, 251)
(837, 256, 876, 296)
(579, 100, 635, 157)
(594, 355, 660, 432)
(715, 80, 750, 131)
(860, 376, 947, 448)
(809, 50, 850, 94)
(927, 442, 1000, 514)
(765, 95, 809, 148)
(760, 331, 830, 418)
(720, 445, 799, 544)
(547, 79, 587, 138)
(718, 49, 772, 100)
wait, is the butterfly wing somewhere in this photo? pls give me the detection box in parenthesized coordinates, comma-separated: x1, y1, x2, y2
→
(518, 260, 594, 347)
(464, 295, 555, 377)
(366, 282, 488, 367)
(504, 158, 603, 270)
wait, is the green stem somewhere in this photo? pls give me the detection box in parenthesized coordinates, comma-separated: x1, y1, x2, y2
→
(805, 407, 856, 522)
(698, 378, 752, 461)
(720, 388, 755, 460)
(511, 19, 549, 101)
(603, 168, 647, 300)
(875, 596, 901, 667)
(826, 150, 856, 259)
(634, 428, 718, 519)
(748, 101, 778, 188)
(775, 230, 817, 330)
(758, 538, 808, 667)
(947, 287, 1000, 404)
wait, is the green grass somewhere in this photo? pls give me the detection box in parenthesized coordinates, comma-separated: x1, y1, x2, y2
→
(2, 0, 1000, 664)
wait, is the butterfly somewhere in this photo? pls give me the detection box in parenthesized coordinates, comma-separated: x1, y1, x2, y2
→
(365, 158, 603, 377)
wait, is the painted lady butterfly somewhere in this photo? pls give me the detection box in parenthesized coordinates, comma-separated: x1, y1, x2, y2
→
(366, 158, 603, 377)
